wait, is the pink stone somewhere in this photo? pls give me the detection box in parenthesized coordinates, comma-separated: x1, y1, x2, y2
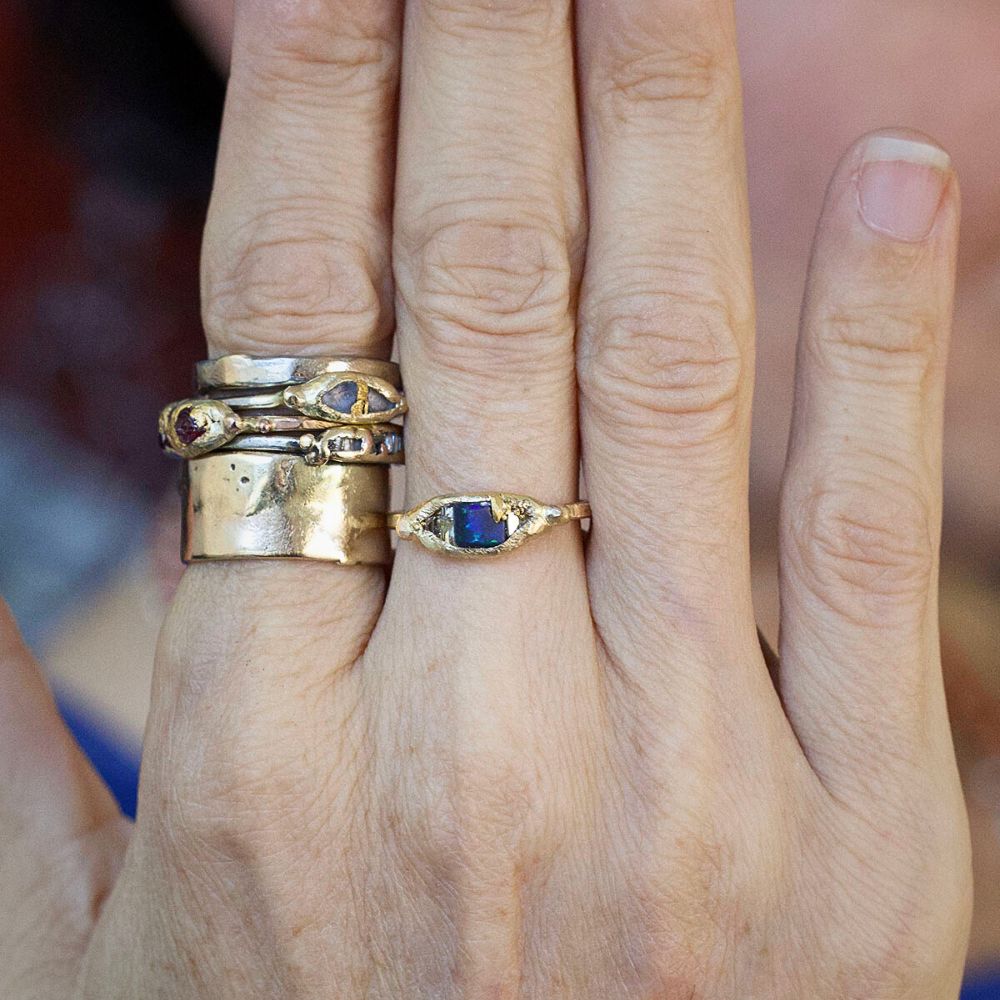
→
(174, 407, 206, 445)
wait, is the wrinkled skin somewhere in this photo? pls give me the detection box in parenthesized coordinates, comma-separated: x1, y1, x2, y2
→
(176, 0, 1000, 560)
(1, 1, 975, 998)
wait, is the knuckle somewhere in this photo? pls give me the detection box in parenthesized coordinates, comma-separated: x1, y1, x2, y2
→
(241, 1, 397, 99)
(398, 749, 558, 881)
(836, 820, 971, 996)
(812, 302, 941, 387)
(578, 284, 748, 448)
(424, 0, 564, 38)
(593, 23, 735, 131)
(790, 475, 935, 616)
(397, 214, 574, 374)
(158, 717, 354, 870)
(160, 743, 285, 863)
(203, 214, 386, 353)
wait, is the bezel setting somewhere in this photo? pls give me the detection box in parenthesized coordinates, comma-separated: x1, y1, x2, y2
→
(394, 493, 565, 558)
(159, 399, 241, 459)
(282, 373, 407, 425)
(299, 425, 404, 466)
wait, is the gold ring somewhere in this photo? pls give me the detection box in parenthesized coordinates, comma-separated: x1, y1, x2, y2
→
(166, 355, 402, 563)
(159, 399, 404, 464)
(389, 493, 591, 558)
(160, 364, 406, 461)
(182, 452, 390, 564)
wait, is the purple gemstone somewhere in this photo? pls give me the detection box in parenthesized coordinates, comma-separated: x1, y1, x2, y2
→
(367, 389, 393, 412)
(320, 381, 395, 416)
(321, 381, 359, 414)
(174, 407, 206, 445)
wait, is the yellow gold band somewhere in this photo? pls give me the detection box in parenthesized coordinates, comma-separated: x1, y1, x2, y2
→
(182, 452, 391, 564)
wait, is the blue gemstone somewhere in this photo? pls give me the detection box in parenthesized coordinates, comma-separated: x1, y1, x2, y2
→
(451, 501, 508, 549)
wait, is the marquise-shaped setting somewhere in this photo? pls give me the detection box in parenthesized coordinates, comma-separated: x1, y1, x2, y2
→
(158, 399, 241, 458)
(394, 494, 563, 558)
(282, 373, 407, 425)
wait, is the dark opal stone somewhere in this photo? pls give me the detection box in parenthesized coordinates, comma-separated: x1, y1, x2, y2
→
(322, 381, 359, 414)
(322, 381, 394, 415)
(174, 407, 206, 445)
(366, 389, 393, 412)
(451, 501, 508, 549)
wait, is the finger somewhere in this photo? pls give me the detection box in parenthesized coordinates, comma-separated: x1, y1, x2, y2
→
(202, 0, 400, 358)
(136, 0, 404, 868)
(392, 0, 584, 510)
(180, 1, 404, 657)
(0, 602, 126, 995)
(373, 4, 590, 977)
(575, 0, 759, 676)
(778, 132, 960, 796)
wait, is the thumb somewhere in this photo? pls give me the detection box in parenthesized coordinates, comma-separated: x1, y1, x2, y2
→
(0, 600, 129, 995)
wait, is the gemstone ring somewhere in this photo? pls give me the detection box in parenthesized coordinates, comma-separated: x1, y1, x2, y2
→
(389, 493, 591, 558)
(167, 354, 402, 564)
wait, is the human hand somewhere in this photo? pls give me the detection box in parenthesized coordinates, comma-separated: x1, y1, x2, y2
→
(2, 1, 971, 997)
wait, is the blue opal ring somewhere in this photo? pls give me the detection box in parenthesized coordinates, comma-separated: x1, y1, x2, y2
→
(389, 493, 591, 558)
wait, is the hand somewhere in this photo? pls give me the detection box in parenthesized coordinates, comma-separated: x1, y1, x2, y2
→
(1, 1, 971, 997)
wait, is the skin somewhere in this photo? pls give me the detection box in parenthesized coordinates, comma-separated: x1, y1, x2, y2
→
(176, 0, 1000, 562)
(0, 1, 978, 997)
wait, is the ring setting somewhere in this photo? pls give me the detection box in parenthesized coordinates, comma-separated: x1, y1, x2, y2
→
(159, 371, 406, 463)
(164, 355, 404, 563)
(390, 493, 591, 558)
(160, 356, 591, 563)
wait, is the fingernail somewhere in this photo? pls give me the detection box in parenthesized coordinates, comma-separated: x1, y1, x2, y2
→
(858, 136, 951, 242)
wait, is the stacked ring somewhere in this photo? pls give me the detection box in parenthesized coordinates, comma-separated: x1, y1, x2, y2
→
(165, 355, 404, 564)
(161, 355, 593, 563)
(159, 356, 406, 464)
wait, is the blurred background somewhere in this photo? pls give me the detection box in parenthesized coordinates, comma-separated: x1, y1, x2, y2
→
(0, 0, 996, 993)
(0, 0, 221, 805)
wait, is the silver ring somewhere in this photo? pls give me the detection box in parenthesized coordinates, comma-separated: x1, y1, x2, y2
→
(218, 425, 404, 465)
(197, 354, 400, 391)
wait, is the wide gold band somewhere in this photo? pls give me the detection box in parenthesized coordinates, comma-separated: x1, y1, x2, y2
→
(182, 452, 391, 564)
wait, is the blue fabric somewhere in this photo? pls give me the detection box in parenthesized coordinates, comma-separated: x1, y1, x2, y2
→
(58, 696, 141, 820)
(963, 976, 1000, 999)
(59, 700, 1000, 995)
